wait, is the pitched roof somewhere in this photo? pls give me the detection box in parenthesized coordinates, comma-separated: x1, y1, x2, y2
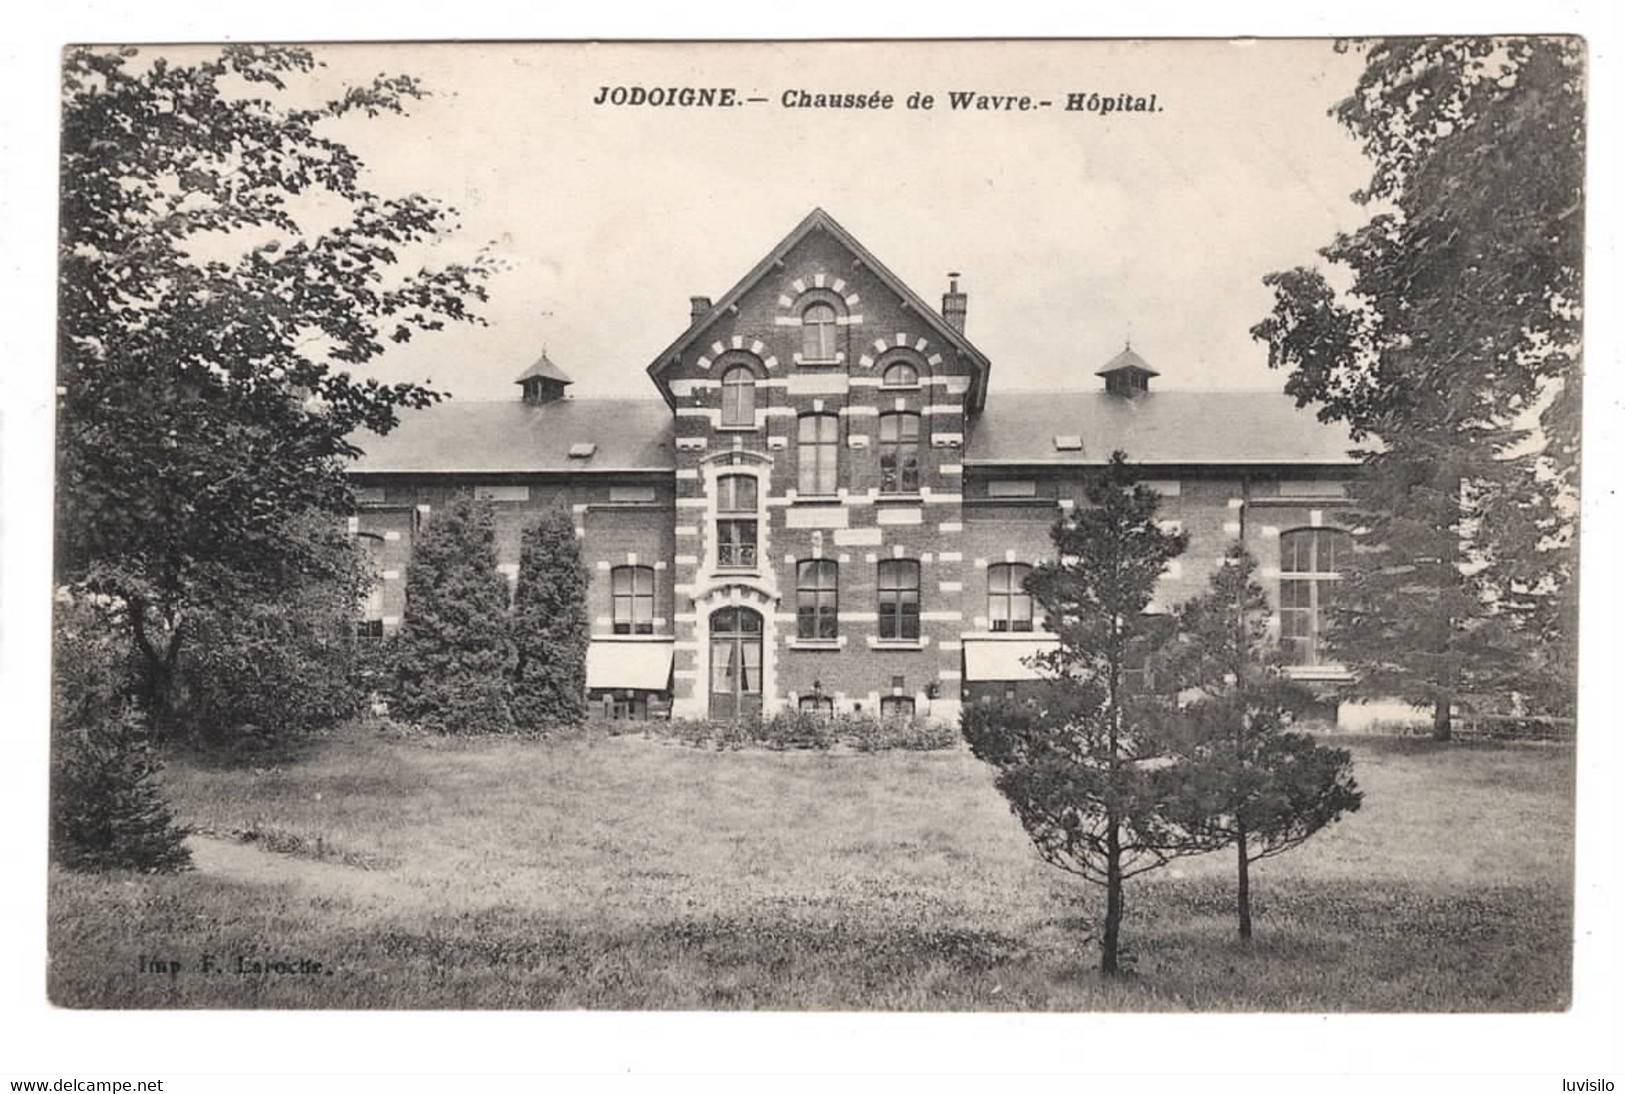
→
(514, 351, 573, 385)
(646, 208, 994, 412)
(1096, 345, 1159, 377)
(349, 398, 674, 474)
(964, 390, 1358, 466)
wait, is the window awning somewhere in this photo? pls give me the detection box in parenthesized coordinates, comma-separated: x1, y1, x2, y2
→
(962, 638, 1060, 682)
(586, 640, 674, 691)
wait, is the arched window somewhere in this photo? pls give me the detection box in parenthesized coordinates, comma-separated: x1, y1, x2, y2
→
(716, 474, 758, 569)
(987, 563, 1034, 633)
(877, 558, 921, 640)
(611, 565, 655, 635)
(720, 365, 756, 427)
(878, 412, 921, 494)
(802, 303, 838, 360)
(882, 361, 919, 388)
(796, 559, 839, 639)
(1278, 528, 1348, 665)
(797, 413, 839, 495)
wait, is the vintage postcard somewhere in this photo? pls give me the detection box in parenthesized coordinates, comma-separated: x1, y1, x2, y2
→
(43, 37, 1582, 1025)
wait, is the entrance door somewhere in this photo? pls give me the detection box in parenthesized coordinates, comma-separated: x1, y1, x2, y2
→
(709, 607, 763, 720)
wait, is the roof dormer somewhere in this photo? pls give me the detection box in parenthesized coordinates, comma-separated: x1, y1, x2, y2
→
(1097, 343, 1158, 398)
(515, 350, 574, 405)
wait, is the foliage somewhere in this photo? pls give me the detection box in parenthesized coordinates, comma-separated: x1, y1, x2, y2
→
(177, 516, 371, 750)
(57, 45, 491, 734)
(962, 451, 1198, 975)
(50, 600, 192, 873)
(1251, 37, 1584, 736)
(391, 495, 515, 734)
(635, 711, 960, 752)
(1156, 545, 1363, 938)
(509, 508, 590, 731)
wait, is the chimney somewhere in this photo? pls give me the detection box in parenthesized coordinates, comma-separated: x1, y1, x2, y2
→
(690, 296, 712, 326)
(942, 273, 967, 335)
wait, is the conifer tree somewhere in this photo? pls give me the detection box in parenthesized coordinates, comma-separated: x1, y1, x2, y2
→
(393, 495, 514, 733)
(963, 452, 1198, 975)
(510, 508, 589, 730)
(1158, 545, 1363, 939)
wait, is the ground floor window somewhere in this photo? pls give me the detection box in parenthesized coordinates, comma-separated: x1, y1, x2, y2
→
(880, 696, 915, 720)
(798, 695, 834, 716)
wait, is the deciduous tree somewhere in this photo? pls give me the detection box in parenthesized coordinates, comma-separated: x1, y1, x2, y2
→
(1252, 37, 1583, 737)
(57, 45, 491, 734)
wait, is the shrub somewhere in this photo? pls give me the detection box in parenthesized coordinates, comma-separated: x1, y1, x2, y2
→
(646, 711, 959, 752)
(509, 508, 589, 731)
(50, 600, 191, 873)
(391, 495, 515, 734)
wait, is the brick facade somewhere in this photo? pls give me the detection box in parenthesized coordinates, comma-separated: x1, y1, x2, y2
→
(351, 209, 1358, 722)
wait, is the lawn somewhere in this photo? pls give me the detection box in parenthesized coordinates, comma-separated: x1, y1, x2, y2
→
(46, 724, 1575, 1010)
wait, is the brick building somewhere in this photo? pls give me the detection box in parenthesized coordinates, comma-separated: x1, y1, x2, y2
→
(351, 209, 1357, 723)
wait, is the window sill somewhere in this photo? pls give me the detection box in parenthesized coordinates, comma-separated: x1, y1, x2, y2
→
(791, 494, 842, 506)
(875, 493, 923, 504)
(798, 357, 842, 367)
(787, 639, 841, 652)
(870, 639, 926, 651)
(880, 384, 922, 393)
(715, 424, 760, 433)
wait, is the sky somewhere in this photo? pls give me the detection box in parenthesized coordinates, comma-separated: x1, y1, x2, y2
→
(210, 39, 1376, 402)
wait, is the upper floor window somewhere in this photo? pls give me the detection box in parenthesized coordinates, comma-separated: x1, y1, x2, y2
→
(611, 565, 655, 635)
(716, 474, 758, 569)
(878, 412, 921, 494)
(797, 413, 840, 495)
(796, 559, 839, 640)
(802, 303, 838, 360)
(877, 558, 921, 640)
(1279, 527, 1348, 666)
(988, 563, 1034, 633)
(721, 365, 756, 427)
(882, 361, 919, 388)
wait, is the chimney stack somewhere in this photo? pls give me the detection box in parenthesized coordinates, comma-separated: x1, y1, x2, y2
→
(942, 273, 967, 335)
(690, 296, 713, 326)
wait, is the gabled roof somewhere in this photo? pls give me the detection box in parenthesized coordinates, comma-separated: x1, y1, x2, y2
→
(514, 350, 573, 385)
(1096, 344, 1159, 377)
(350, 398, 674, 475)
(645, 208, 994, 411)
(965, 390, 1358, 466)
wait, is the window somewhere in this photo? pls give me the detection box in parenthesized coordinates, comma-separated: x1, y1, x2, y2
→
(611, 565, 655, 634)
(880, 696, 915, 720)
(878, 412, 921, 494)
(716, 474, 758, 569)
(802, 303, 838, 360)
(797, 413, 839, 495)
(721, 365, 756, 427)
(356, 533, 385, 638)
(1278, 528, 1348, 666)
(882, 361, 919, 388)
(796, 559, 839, 639)
(988, 563, 1034, 632)
(799, 695, 834, 717)
(877, 559, 921, 640)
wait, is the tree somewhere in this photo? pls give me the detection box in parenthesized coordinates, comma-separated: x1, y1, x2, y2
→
(51, 600, 192, 873)
(1252, 38, 1583, 738)
(58, 45, 491, 735)
(509, 508, 590, 730)
(1157, 545, 1363, 939)
(963, 452, 1197, 975)
(391, 495, 515, 734)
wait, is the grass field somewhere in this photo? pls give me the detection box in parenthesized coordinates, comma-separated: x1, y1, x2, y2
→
(46, 723, 1575, 1010)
